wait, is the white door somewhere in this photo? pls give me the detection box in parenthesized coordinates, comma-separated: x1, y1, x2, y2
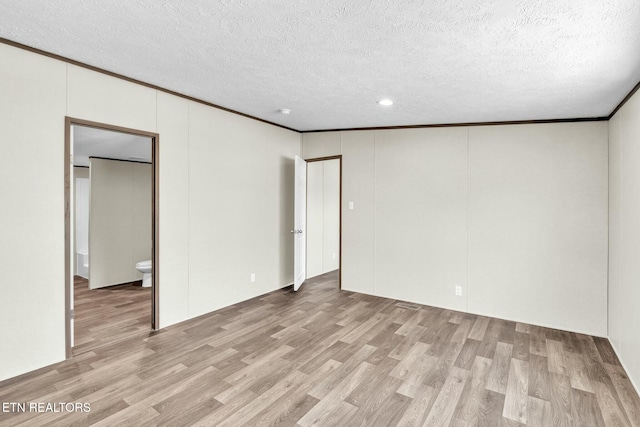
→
(293, 155, 307, 291)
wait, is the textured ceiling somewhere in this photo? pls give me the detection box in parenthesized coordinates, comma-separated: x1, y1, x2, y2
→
(73, 125, 151, 167)
(1, 1, 639, 131)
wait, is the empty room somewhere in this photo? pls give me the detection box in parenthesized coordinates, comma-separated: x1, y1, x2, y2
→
(1, 1, 639, 426)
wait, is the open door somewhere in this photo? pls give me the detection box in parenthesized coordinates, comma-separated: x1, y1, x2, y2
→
(293, 155, 307, 291)
(65, 117, 160, 359)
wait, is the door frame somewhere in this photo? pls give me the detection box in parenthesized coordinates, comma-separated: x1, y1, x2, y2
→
(304, 155, 342, 289)
(64, 117, 160, 358)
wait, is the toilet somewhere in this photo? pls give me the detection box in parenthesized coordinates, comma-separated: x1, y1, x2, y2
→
(135, 260, 152, 288)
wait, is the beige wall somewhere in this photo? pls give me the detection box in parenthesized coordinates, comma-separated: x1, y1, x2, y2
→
(609, 88, 640, 392)
(89, 158, 152, 289)
(303, 122, 609, 336)
(306, 159, 340, 278)
(0, 42, 300, 381)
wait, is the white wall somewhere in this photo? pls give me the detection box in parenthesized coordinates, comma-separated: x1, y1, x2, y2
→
(74, 167, 89, 278)
(341, 131, 375, 296)
(187, 101, 297, 318)
(303, 121, 608, 336)
(323, 160, 340, 274)
(609, 88, 640, 392)
(89, 158, 152, 289)
(468, 123, 608, 335)
(376, 128, 468, 310)
(306, 159, 340, 278)
(307, 161, 324, 276)
(0, 42, 300, 381)
(0, 43, 67, 381)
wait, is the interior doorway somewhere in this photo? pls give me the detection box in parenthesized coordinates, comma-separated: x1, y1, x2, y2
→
(305, 155, 342, 289)
(64, 117, 159, 357)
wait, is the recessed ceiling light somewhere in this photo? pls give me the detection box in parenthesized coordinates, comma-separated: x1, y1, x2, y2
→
(377, 99, 394, 106)
(279, 108, 291, 115)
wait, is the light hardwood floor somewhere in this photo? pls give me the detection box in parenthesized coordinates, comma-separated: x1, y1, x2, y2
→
(73, 275, 152, 355)
(1, 270, 639, 426)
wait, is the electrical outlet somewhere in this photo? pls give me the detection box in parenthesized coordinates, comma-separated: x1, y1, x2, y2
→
(332, 253, 336, 260)
(250, 273, 256, 282)
(455, 286, 462, 296)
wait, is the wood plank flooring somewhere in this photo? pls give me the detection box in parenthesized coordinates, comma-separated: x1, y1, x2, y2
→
(73, 275, 152, 355)
(1, 270, 639, 426)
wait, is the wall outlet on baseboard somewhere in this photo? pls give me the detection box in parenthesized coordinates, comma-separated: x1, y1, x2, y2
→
(250, 273, 256, 283)
(455, 286, 462, 296)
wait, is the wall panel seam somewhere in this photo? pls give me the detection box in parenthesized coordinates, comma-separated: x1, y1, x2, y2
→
(466, 126, 470, 313)
(373, 130, 377, 295)
(187, 101, 191, 320)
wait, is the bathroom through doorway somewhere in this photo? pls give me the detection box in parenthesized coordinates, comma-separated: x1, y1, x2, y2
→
(64, 118, 159, 357)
